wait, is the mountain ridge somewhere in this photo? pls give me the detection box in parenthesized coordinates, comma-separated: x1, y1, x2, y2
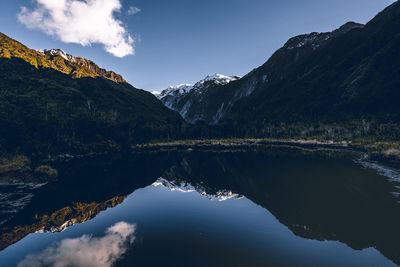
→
(155, 1, 400, 140)
(0, 33, 125, 83)
(157, 21, 366, 126)
(226, 1, 400, 125)
(0, 32, 185, 157)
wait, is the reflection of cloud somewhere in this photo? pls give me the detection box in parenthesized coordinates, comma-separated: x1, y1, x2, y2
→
(18, 222, 136, 267)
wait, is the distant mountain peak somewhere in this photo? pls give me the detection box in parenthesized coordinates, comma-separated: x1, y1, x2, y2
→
(337, 21, 364, 32)
(158, 73, 240, 100)
(157, 73, 241, 123)
(196, 73, 240, 87)
(37, 48, 75, 61)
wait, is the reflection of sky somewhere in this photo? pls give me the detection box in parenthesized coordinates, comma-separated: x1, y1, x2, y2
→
(0, 183, 395, 267)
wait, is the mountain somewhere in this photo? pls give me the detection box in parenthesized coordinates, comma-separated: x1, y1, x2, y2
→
(0, 33, 185, 157)
(0, 34, 124, 83)
(37, 49, 126, 83)
(222, 2, 400, 133)
(156, 23, 363, 126)
(157, 74, 240, 124)
(225, 2, 400, 139)
(159, 149, 400, 265)
(157, 1, 400, 140)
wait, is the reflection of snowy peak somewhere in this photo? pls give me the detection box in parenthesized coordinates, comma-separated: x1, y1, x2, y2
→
(152, 178, 243, 202)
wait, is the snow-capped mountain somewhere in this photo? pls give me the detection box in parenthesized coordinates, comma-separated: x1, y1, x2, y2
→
(158, 83, 194, 99)
(198, 73, 240, 86)
(158, 74, 239, 99)
(37, 48, 75, 61)
(157, 74, 240, 124)
(157, 22, 367, 126)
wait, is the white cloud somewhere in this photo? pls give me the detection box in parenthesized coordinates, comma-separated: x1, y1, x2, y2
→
(17, 0, 134, 58)
(18, 222, 136, 267)
(128, 6, 141, 15)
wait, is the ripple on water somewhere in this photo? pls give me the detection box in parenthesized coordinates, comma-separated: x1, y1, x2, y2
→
(0, 182, 47, 226)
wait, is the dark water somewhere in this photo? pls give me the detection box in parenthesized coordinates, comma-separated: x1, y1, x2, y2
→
(0, 148, 400, 266)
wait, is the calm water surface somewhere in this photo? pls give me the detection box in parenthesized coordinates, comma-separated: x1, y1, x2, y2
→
(0, 148, 399, 266)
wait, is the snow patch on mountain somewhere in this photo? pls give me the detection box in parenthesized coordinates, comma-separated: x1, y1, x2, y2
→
(158, 84, 194, 99)
(151, 90, 162, 96)
(199, 74, 239, 85)
(156, 73, 240, 123)
(37, 48, 75, 61)
(158, 74, 240, 100)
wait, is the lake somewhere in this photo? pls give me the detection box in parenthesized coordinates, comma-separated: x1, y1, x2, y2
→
(0, 147, 400, 266)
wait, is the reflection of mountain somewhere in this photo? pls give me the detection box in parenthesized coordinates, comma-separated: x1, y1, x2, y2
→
(1, 149, 400, 264)
(0, 152, 181, 251)
(0, 195, 126, 251)
(159, 149, 400, 265)
(152, 177, 243, 202)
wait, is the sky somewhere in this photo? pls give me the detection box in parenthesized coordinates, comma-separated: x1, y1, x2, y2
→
(0, 0, 396, 92)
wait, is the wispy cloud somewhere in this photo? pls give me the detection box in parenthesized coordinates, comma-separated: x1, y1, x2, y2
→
(18, 222, 136, 267)
(128, 6, 141, 15)
(17, 0, 135, 58)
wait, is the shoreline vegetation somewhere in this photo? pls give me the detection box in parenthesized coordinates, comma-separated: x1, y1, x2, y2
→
(133, 137, 400, 153)
(1, 138, 400, 184)
(132, 138, 400, 169)
(0, 138, 400, 182)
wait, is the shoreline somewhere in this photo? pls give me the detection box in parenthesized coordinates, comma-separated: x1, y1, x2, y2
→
(2, 138, 400, 184)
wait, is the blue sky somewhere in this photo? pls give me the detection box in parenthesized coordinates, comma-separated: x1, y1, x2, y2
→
(0, 0, 396, 92)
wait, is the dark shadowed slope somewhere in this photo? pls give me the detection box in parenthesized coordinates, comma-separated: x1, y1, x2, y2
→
(156, 2, 400, 140)
(228, 1, 400, 125)
(0, 33, 185, 157)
